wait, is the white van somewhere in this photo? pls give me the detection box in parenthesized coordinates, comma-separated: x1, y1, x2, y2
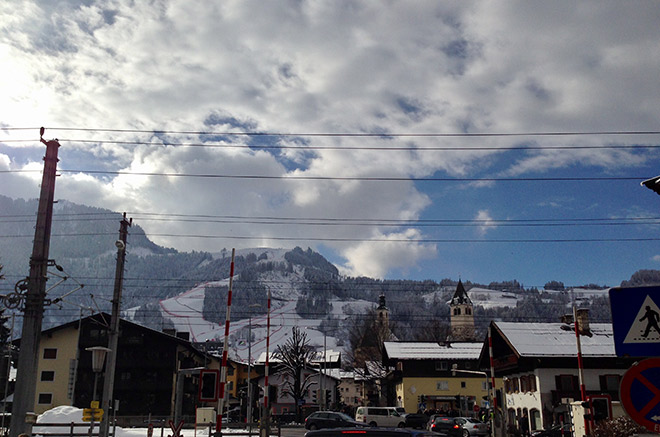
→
(355, 406, 406, 428)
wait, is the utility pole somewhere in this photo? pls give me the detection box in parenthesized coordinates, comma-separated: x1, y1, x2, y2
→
(10, 129, 60, 437)
(99, 214, 131, 437)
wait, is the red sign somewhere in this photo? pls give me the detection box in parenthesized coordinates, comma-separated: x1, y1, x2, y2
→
(620, 358, 660, 433)
(198, 369, 220, 402)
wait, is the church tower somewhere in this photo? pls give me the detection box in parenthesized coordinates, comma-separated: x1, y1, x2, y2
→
(376, 293, 390, 334)
(450, 279, 475, 341)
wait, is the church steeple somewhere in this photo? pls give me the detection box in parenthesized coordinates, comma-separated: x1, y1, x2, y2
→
(376, 293, 389, 332)
(450, 280, 475, 341)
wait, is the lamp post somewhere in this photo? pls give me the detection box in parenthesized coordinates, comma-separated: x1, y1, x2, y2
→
(452, 365, 493, 436)
(86, 347, 111, 402)
(247, 303, 262, 434)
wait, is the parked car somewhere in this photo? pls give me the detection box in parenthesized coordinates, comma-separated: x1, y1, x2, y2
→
(356, 406, 407, 428)
(305, 427, 447, 437)
(530, 423, 572, 437)
(403, 413, 429, 429)
(305, 411, 368, 430)
(428, 416, 488, 437)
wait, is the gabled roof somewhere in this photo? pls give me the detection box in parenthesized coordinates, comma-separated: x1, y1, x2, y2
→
(493, 321, 615, 357)
(32, 312, 211, 359)
(383, 341, 482, 360)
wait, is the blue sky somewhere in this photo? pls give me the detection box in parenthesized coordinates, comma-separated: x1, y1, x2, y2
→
(1, 1, 660, 288)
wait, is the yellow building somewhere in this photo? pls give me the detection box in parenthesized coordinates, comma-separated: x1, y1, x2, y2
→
(383, 341, 500, 416)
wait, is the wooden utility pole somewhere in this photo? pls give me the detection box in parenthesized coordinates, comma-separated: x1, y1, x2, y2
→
(99, 214, 131, 437)
(10, 129, 60, 437)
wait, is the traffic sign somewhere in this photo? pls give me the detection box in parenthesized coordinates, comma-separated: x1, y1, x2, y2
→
(620, 358, 660, 433)
(82, 407, 103, 422)
(609, 286, 660, 356)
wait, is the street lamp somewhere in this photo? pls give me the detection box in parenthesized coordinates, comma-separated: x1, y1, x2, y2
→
(86, 347, 111, 402)
(247, 303, 262, 433)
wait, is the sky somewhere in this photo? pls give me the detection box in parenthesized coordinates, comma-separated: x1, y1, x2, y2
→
(2, 1, 660, 289)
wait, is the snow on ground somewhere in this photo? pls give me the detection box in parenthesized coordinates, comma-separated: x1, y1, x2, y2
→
(34, 406, 234, 437)
(422, 286, 609, 310)
(157, 250, 377, 364)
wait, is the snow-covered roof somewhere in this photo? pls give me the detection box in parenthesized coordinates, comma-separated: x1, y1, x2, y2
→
(384, 341, 482, 360)
(495, 322, 615, 357)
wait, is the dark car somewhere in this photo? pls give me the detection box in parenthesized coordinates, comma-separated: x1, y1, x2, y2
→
(404, 413, 430, 429)
(530, 423, 572, 437)
(305, 411, 368, 430)
(305, 428, 447, 437)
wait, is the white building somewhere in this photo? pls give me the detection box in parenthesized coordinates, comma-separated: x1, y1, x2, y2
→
(478, 313, 639, 435)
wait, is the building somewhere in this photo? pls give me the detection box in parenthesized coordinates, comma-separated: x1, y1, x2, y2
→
(256, 367, 339, 416)
(382, 341, 491, 414)
(450, 280, 476, 342)
(478, 314, 638, 434)
(26, 313, 218, 421)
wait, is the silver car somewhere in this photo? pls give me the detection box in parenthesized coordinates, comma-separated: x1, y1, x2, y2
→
(452, 417, 488, 437)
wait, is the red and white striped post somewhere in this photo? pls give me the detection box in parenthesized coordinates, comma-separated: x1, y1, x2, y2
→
(216, 249, 236, 434)
(488, 325, 498, 437)
(573, 305, 589, 435)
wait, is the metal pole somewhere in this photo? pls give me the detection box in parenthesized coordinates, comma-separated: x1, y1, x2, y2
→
(1, 315, 14, 432)
(217, 249, 236, 434)
(260, 290, 271, 437)
(322, 332, 326, 410)
(10, 131, 60, 437)
(573, 305, 589, 435)
(247, 315, 253, 431)
(100, 214, 131, 437)
(487, 325, 498, 437)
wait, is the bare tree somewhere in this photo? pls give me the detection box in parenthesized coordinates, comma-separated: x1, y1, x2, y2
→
(273, 326, 317, 421)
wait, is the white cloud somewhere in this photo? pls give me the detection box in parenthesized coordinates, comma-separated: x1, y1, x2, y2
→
(475, 210, 496, 236)
(2, 1, 660, 279)
(338, 229, 437, 279)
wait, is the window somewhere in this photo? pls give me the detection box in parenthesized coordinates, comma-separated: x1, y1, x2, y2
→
(454, 308, 461, 315)
(40, 371, 55, 382)
(512, 377, 520, 392)
(556, 374, 577, 392)
(466, 308, 472, 315)
(38, 393, 52, 404)
(600, 375, 620, 392)
(435, 361, 448, 371)
(531, 409, 541, 430)
(43, 348, 57, 359)
(482, 381, 489, 391)
(461, 381, 466, 388)
(436, 381, 449, 391)
(529, 375, 537, 392)
(521, 376, 529, 392)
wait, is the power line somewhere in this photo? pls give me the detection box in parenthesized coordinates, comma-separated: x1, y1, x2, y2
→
(1, 231, 659, 243)
(3, 212, 660, 228)
(5, 137, 660, 152)
(5, 126, 660, 137)
(0, 168, 649, 182)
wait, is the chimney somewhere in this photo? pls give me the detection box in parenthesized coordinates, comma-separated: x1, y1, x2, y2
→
(576, 308, 591, 336)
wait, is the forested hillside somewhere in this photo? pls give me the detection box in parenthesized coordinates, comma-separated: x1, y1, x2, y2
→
(0, 195, 655, 338)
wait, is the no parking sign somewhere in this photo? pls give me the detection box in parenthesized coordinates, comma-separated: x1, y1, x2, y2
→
(620, 358, 660, 433)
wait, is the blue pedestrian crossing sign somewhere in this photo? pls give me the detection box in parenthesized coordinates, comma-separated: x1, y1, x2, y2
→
(610, 286, 660, 357)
